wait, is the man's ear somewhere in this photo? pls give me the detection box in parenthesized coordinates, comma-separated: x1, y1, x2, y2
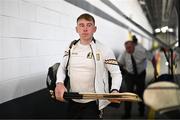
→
(93, 26, 97, 33)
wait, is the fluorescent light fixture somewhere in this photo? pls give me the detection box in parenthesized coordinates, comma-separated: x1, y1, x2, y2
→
(175, 42, 178, 47)
(155, 26, 174, 33)
(168, 28, 174, 32)
(161, 26, 168, 33)
(139, 0, 145, 5)
(155, 28, 161, 33)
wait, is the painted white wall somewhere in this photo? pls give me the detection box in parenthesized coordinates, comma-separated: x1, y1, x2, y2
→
(0, 0, 152, 104)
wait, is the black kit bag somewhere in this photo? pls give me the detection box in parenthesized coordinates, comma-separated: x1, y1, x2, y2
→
(46, 40, 78, 99)
(46, 62, 60, 98)
(46, 62, 70, 99)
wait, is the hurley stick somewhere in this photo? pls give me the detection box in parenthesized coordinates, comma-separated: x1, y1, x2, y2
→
(63, 92, 142, 102)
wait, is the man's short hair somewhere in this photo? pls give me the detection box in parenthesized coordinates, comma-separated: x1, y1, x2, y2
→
(124, 40, 134, 45)
(132, 35, 138, 44)
(77, 13, 95, 24)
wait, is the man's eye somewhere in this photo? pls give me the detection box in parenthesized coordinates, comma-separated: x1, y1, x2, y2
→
(87, 24, 92, 27)
(79, 24, 84, 27)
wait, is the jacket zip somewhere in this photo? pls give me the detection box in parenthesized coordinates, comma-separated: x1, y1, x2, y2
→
(90, 44, 96, 93)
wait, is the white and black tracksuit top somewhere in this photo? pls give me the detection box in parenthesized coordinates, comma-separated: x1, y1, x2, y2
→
(56, 39, 122, 110)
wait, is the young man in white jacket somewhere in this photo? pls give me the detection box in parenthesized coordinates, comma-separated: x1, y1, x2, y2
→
(55, 13, 122, 119)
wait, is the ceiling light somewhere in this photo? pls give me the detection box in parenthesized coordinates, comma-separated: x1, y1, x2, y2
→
(175, 42, 178, 47)
(139, 0, 145, 5)
(161, 26, 168, 33)
(168, 28, 174, 32)
(155, 28, 161, 33)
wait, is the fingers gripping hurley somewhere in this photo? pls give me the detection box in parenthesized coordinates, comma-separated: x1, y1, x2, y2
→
(143, 81, 180, 112)
(63, 92, 142, 102)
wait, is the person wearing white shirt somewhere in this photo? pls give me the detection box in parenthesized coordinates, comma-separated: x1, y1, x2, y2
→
(118, 39, 157, 119)
(55, 13, 122, 119)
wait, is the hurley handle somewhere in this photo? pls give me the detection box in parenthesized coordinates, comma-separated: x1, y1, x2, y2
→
(63, 92, 83, 100)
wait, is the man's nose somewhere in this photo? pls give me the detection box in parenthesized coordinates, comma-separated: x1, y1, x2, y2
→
(83, 27, 88, 32)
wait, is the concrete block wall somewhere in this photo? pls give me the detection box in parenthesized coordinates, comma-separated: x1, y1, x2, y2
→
(0, 0, 152, 104)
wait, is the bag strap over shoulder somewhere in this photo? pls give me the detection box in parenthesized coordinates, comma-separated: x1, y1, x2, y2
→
(65, 40, 79, 69)
(64, 40, 79, 92)
(69, 39, 79, 49)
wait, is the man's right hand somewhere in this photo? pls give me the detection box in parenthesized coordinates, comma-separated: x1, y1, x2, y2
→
(55, 82, 67, 102)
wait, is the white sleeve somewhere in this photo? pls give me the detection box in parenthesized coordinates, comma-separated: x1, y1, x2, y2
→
(56, 48, 69, 84)
(104, 47, 122, 91)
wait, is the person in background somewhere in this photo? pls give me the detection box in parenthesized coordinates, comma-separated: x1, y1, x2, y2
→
(118, 39, 157, 119)
(55, 13, 122, 119)
(132, 35, 158, 78)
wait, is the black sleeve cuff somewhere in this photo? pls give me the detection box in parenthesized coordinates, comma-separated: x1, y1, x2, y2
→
(110, 89, 119, 93)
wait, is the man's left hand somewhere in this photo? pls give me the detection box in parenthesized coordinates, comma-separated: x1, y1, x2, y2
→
(108, 90, 121, 103)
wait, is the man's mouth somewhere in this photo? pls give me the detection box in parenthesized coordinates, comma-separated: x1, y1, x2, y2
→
(82, 33, 89, 36)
